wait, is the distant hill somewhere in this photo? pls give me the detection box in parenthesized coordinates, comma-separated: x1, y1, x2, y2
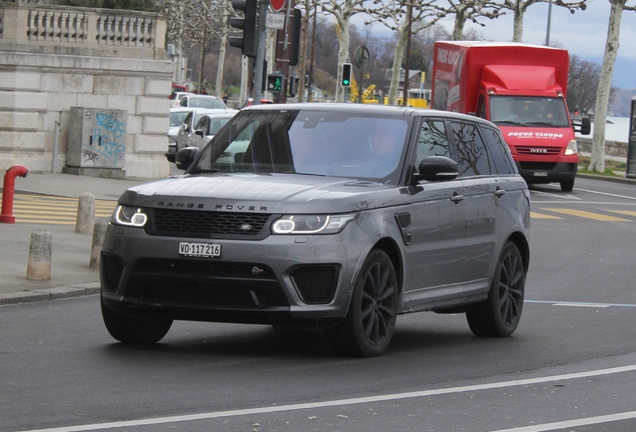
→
(610, 89, 636, 117)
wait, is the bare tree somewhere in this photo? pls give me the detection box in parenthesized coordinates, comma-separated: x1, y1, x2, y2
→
(320, 0, 368, 102)
(363, 0, 444, 105)
(588, 0, 636, 173)
(497, 0, 588, 42)
(164, 0, 232, 93)
(567, 55, 602, 115)
(441, 0, 504, 41)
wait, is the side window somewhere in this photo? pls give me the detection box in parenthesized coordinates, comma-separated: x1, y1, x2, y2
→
(195, 116, 209, 132)
(183, 112, 194, 132)
(450, 121, 493, 177)
(416, 120, 451, 166)
(480, 126, 517, 175)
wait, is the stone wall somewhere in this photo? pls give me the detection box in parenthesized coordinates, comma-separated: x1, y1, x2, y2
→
(0, 3, 173, 179)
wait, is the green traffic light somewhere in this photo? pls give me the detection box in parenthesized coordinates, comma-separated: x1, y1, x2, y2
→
(343, 79, 350, 85)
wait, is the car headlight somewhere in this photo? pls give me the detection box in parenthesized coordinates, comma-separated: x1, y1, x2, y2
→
(113, 205, 148, 227)
(271, 213, 358, 235)
(565, 139, 578, 156)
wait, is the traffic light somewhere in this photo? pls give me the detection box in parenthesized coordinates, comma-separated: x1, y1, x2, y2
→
(289, 8, 302, 67)
(228, 0, 257, 58)
(288, 74, 299, 97)
(267, 73, 285, 94)
(341, 63, 352, 87)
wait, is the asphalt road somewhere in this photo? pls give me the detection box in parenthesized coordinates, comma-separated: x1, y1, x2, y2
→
(1, 177, 635, 432)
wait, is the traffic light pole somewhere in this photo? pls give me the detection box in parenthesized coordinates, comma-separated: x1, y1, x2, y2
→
(252, 0, 269, 105)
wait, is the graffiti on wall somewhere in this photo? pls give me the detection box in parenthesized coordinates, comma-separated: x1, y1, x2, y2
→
(81, 111, 126, 167)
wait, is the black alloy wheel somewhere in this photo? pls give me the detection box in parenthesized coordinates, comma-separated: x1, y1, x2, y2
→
(466, 242, 525, 337)
(326, 249, 398, 357)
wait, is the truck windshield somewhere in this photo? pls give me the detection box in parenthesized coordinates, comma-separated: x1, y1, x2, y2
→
(490, 96, 570, 128)
(188, 109, 411, 183)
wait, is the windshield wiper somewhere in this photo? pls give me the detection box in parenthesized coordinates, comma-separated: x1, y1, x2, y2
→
(494, 120, 527, 126)
(189, 168, 219, 174)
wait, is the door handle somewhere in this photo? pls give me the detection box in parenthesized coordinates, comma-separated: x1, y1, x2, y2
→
(450, 192, 464, 203)
(495, 187, 506, 198)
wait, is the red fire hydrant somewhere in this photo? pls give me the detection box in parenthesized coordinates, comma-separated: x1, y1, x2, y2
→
(0, 165, 29, 224)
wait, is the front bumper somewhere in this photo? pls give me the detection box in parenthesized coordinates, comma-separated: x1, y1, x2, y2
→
(100, 223, 371, 326)
(515, 161, 577, 184)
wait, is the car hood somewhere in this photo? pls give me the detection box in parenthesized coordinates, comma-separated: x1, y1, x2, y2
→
(119, 173, 408, 214)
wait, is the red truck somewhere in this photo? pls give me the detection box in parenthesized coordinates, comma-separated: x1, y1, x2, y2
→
(431, 41, 590, 191)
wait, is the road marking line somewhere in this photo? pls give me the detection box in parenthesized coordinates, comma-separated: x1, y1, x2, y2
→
(574, 187, 636, 201)
(489, 410, 636, 432)
(530, 211, 563, 219)
(545, 208, 632, 221)
(15, 364, 636, 432)
(526, 300, 636, 308)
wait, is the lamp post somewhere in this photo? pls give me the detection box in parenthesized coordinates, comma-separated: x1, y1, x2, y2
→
(545, 0, 553, 46)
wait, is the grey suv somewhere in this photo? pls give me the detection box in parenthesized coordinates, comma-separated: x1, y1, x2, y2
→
(100, 103, 530, 357)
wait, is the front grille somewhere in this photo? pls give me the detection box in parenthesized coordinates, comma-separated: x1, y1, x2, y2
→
(519, 162, 558, 171)
(516, 146, 562, 156)
(101, 253, 124, 293)
(146, 209, 273, 239)
(291, 266, 339, 304)
(135, 258, 276, 279)
(124, 258, 288, 309)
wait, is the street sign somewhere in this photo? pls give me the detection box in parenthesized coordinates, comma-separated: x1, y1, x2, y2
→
(266, 12, 285, 29)
(270, 0, 286, 12)
(354, 45, 371, 71)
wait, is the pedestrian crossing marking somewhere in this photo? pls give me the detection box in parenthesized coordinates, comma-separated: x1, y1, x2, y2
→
(1, 194, 116, 225)
(530, 211, 564, 219)
(544, 208, 632, 222)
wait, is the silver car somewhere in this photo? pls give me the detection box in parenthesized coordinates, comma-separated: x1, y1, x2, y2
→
(174, 108, 236, 153)
(189, 112, 236, 150)
(101, 103, 530, 357)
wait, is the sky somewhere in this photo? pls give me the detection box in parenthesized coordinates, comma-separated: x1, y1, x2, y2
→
(442, 0, 636, 89)
(354, 0, 636, 89)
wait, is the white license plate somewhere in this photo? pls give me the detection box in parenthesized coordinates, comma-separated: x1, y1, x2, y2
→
(533, 171, 548, 177)
(178, 242, 221, 258)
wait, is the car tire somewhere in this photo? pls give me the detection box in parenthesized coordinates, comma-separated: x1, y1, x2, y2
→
(466, 242, 525, 337)
(560, 180, 574, 192)
(325, 249, 398, 357)
(101, 295, 172, 344)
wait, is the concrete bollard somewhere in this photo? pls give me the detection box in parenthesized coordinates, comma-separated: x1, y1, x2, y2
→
(26, 229, 52, 281)
(90, 219, 108, 269)
(76, 192, 95, 234)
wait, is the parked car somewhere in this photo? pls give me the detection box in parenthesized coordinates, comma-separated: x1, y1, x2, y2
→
(169, 91, 192, 108)
(174, 108, 236, 154)
(166, 107, 196, 162)
(178, 94, 227, 109)
(100, 103, 530, 357)
(189, 112, 236, 150)
(238, 98, 274, 109)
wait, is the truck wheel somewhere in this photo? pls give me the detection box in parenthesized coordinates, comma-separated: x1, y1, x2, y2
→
(560, 180, 574, 192)
(466, 242, 525, 337)
(101, 295, 172, 344)
(325, 250, 398, 357)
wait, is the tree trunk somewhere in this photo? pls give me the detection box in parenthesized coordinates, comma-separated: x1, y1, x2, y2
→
(512, 0, 524, 42)
(335, 18, 351, 103)
(452, 6, 468, 41)
(215, 6, 229, 99)
(589, 0, 626, 173)
(387, 25, 408, 106)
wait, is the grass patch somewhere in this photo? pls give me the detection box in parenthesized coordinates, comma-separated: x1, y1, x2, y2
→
(578, 155, 626, 176)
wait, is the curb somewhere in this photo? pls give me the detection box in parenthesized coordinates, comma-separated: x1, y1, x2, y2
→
(0, 282, 100, 306)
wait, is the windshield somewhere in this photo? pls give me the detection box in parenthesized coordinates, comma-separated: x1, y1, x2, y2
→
(490, 96, 570, 128)
(169, 111, 190, 127)
(188, 109, 411, 182)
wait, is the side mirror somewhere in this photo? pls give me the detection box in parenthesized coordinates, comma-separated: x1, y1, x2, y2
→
(195, 129, 204, 137)
(414, 156, 459, 182)
(175, 147, 199, 170)
(572, 116, 591, 135)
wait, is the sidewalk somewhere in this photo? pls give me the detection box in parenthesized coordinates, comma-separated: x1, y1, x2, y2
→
(0, 170, 165, 306)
